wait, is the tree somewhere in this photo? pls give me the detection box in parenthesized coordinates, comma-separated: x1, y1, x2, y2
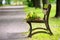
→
(55, 0, 60, 17)
(6, 0, 11, 4)
(27, 0, 33, 7)
(27, 0, 41, 8)
(42, 0, 49, 8)
(0, 0, 2, 6)
(31, 0, 41, 8)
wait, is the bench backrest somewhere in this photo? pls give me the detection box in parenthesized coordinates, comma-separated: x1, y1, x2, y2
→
(43, 4, 51, 22)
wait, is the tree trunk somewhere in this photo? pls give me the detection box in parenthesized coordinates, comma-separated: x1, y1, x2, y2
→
(42, 0, 49, 8)
(55, 0, 60, 17)
(0, 0, 2, 6)
(31, 0, 41, 8)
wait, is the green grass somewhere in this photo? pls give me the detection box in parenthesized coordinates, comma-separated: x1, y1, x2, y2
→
(27, 18, 60, 40)
(25, 4, 60, 40)
(25, 4, 56, 17)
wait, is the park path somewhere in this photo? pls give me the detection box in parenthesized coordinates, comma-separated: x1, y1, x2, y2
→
(0, 6, 29, 40)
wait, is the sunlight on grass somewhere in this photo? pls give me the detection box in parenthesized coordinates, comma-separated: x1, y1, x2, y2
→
(50, 4, 56, 17)
(25, 4, 60, 40)
(25, 4, 56, 18)
(27, 18, 60, 40)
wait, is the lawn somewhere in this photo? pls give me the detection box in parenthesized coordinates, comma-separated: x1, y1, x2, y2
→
(25, 4, 60, 40)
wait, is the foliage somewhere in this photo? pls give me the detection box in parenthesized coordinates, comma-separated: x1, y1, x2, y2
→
(26, 0, 33, 7)
(0, 0, 2, 6)
(6, 0, 11, 4)
(43, 4, 48, 8)
(25, 4, 56, 17)
(26, 12, 33, 20)
(49, 0, 56, 3)
(26, 11, 40, 20)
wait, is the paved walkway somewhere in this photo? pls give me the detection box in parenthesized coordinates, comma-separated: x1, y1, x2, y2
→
(0, 6, 29, 40)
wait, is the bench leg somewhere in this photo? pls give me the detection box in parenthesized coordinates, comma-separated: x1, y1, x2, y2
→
(28, 22, 32, 37)
(45, 22, 53, 35)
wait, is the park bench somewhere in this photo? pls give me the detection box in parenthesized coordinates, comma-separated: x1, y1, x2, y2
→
(26, 4, 53, 37)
